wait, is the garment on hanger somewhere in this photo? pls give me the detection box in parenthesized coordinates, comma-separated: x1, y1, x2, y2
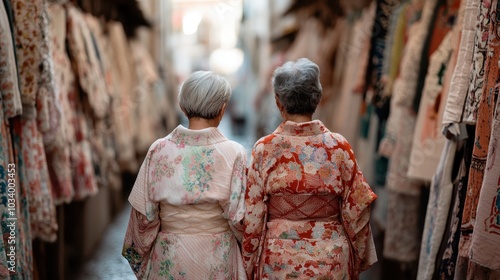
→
(468, 11, 500, 271)
(462, 0, 493, 124)
(66, 4, 98, 200)
(45, 2, 75, 204)
(107, 21, 138, 173)
(417, 138, 457, 280)
(441, 0, 480, 134)
(459, 0, 498, 258)
(0, 0, 22, 119)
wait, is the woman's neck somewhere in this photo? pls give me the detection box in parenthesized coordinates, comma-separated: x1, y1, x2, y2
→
(188, 117, 220, 130)
(283, 113, 313, 123)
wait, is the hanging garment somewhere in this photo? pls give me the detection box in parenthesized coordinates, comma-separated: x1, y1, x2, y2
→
(242, 120, 377, 280)
(442, 0, 481, 134)
(408, 32, 453, 181)
(437, 125, 475, 279)
(83, 14, 113, 189)
(332, 4, 377, 151)
(10, 0, 42, 114)
(107, 21, 138, 173)
(462, 0, 494, 124)
(65, 4, 109, 119)
(13, 118, 57, 242)
(417, 139, 457, 279)
(45, 2, 74, 204)
(10, 0, 57, 243)
(468, 18, 500, 271)
(129, 40, 160, 155)
(0, 0, 22, 118)
(65, 3, 101, 200)
(0, 0, 33, 278)
(381, 3, 408, 98)
(383, 189, 422, 261)
(84, 15, 121, 190)
(124, 126, 247, 279)
(366, 0, 404, 119)
(36, 0, 60, 145)
(460, 0, 498, 257)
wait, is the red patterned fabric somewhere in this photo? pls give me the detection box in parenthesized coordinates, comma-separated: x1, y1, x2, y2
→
(242, 120, 377, 280)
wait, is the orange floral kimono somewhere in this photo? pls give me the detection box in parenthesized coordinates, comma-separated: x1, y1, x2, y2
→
(242, 120, 377, 279)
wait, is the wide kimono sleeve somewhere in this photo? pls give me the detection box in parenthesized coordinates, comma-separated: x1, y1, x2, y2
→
(242, 142, 267, 279)
(122, 142, 161, 278)
(221, 146, 247, 242)
(337, 136, 378, 276)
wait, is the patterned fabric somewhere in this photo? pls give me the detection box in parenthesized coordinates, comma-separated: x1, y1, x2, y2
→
(437, 125, 475, 280)
(106, 21, 137, 173)
(442, 0, 480, 134)
(0, 0, 34, 266)
(65, 4, 109, 119)
(0, 116, 14, 280)
(66, 4, 98, 200)
(460, 0, 498, 257)
(10, 0, 42, 114)
(383, 190, 422, 262)
(417, 139, 456, 279)
(36, 0, 60, 143)
(129, 40, 160, 155)
(10, 0, 57, 243)
(408, 32, 452, 181)
(4, 117, 33, 280)
(242, 120, 377, 280)
(463, 0, 493, 123)
(14, 119, 57, 242)
(469, 14, 500, 270)
(123, 125, 247, 279)
(45, 2, 75, 204)
(0, 0, 22, 119)
(366, 0, 403, 119)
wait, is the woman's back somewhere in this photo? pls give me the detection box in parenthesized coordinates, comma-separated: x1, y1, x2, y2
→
(125, 125, 247, 280)
(243, 120, 377, 280)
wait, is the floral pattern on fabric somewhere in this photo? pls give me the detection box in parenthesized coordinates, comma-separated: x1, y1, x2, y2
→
(242, 120, 377, 280)
(0, 0, 22, 119)
(10, 0, 42, 113)
(123, 125, 247, 279)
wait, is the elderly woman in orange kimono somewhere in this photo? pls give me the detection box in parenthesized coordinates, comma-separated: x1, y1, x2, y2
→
(242, 58, 378, 279)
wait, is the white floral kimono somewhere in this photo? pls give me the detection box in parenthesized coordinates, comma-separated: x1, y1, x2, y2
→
(123, 125, 247, 280)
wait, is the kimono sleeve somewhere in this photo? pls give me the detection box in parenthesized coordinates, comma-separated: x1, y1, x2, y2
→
(242, 143, 267, 279)
(128, 141, 159, 221)
(222, 146, 247, 242)
(339, 138, 378, 274)
(123, 141, 161, 278)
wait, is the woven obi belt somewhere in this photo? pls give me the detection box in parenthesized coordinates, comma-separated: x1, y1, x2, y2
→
(159, 202, 229, 234)
(266, 193, 345, 240)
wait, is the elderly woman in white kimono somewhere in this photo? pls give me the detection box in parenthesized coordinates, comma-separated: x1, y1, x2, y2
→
(242, 58, 378, 280)
(123, 71, 247, 279)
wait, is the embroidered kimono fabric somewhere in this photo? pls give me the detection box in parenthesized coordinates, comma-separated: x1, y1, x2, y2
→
(123, 126, 247, 280)
(242, 120, 377, 280)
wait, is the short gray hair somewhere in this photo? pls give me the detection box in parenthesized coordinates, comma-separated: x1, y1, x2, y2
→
(272, 58, 322, 115)
(179, 71, 231, 119)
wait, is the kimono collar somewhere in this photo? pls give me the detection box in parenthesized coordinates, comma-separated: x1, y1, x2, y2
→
(170, 125, 228, 146)
(275, 120, 329, 136)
